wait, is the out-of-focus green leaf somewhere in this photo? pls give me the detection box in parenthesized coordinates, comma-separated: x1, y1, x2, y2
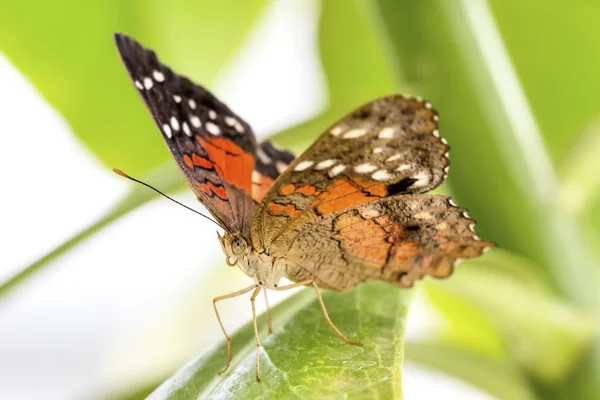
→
(559, 116, 600, 217)
(426, 249, 596, 383)
(319, 0, 398, 109)
(273, 0, 400, 156)
(487, 1, 600, 162)
(405, 342, 537, 400)
(0, 0, 268, 174)
(150, 282, 411, 399)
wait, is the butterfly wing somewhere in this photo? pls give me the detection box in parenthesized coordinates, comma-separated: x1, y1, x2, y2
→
(252, 141, 295, 203)
(251, 95, 492, 290)
(114, 33, 256, 234)
(281, 194, 493, 291)
(251, 95, 449, 249)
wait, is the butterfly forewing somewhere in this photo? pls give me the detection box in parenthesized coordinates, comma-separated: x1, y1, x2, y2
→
(114, 33, 257, 234)
(251, 95, 450, 249)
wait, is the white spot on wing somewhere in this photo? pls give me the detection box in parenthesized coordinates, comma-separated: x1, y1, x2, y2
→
(252, 170, 261, 183)
(188, 99, 196, 109)
(462, 211, 470, 218)
(276, 161, 288, 173)
(170, 116, 180, 131)
(433, 129, 440, 137)
(153, 70, 165, 82)
(386, 154, 402, 162)
(441, 137, 448, 145)
(412, 171, 431, 187)
(396, 164, 412, 172)
(162, 124, 172, 138)
(143, 77, 153, 90)
(433, 115, 439, 121)
(257, 148, 271, 164)
(234, 122, 245, 133)
(330, 126, 344, 136)
(329, 164, 346, 177)
(343, 128, 368, 139)
(190, 116, 201, 128)
(225, 116, 237, 127)
(469, 223, 476, 232)
(294, 160, 314, 171)
(173, 95, 182, 103)
(206, 122, 220, 136)
(425, 102, 432, 109)
(134, 80, 143, 90)
(316, 159, 337, 169)
(373, 148, 384, 154)
(378, 127, 395, 139)
(354, 163, 377, 173)
(182, 122, 192, 137)
(372, 169, 392, 181)
(209, 110, 217, 120)
(448, 198, 457, 206)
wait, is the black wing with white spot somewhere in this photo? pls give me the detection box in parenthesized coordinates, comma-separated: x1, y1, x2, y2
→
(114, 33, 257, 235)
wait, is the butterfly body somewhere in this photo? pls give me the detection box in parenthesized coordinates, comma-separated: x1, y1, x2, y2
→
(114, 33, 493, 381)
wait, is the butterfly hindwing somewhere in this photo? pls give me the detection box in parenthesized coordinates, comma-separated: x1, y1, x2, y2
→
(114, 33, 257, 234)
(280, 194, 493, 291)
(251, 95, 449, 250)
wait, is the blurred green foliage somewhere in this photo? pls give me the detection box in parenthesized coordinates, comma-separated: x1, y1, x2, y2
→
(1, 0, 598, 399)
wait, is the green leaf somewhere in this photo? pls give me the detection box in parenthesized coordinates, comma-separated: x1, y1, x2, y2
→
(319, 0, 398, 109)
(0, 1, 268, 174)
(405, 342, 537, 400)
(273, 0, 400, 156)
(426, 249, 596, 383)
(559, 116, 600, 217)
(150, 283, 412, 399)
(487, 0, 600, 162)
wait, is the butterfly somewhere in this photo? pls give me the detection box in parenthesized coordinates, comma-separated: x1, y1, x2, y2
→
(114, 33, 493, 382)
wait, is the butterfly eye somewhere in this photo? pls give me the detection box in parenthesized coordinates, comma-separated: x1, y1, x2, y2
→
(231, 236, 247, 256)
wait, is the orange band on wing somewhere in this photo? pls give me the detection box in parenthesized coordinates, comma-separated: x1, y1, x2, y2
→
(252, 174, 275, 203)
(197, 136, 254, 195)
(268, 202, 302, 218)
(183, 155, 194, 169)
(192, 154, 212, 169)
(208, 181, 228, 200)
(314, 177, 386, 215)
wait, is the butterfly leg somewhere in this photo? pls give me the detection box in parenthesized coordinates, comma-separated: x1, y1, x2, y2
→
(263, 289, 273, 334)
(213, 284, 258, 375)
(312, 281, 362, 346)
(250, 286, 263, 382)
(273, 280, 361, 345)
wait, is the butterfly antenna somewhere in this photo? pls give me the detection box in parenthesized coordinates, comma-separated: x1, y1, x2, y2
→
(113, 168, 225, 229)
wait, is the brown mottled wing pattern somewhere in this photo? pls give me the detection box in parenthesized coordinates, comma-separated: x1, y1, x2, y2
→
(114, 33, 256, 235)
(252, 141, 295, 203)
(281, 195, 493, 291)
(252, 95, 449, 250)
(251, 95, 492, 290)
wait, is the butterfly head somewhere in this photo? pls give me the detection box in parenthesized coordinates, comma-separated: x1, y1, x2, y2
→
(217, 231, 253, 268)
